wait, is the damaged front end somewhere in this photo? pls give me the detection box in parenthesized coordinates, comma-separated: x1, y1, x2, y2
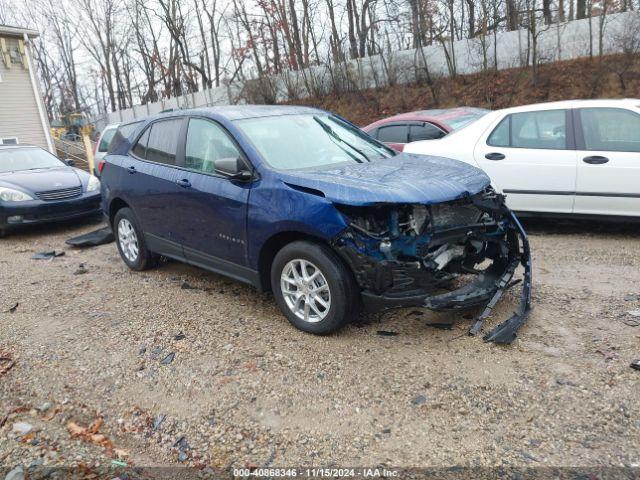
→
(332, 188, 532, 344)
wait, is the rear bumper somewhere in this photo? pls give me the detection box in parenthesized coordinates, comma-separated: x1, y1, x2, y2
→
(0, 192, 102, 230)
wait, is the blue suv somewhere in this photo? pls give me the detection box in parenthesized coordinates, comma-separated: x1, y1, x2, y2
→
(101, 106, 531, 343)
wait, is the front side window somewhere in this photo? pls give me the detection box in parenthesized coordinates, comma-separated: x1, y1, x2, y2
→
(377, 125, 409, 144)
(409, 123, 446, 142)
(235, 114, 394, 170)
(0, 147, 64, 173)
(488, 110, 566, 150)
(185, 118, 241, 174)
(579, 108, 640, 152)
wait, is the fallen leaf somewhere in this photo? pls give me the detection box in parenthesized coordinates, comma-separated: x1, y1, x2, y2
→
(87, 418, 103, 434)
(67, 421, 87, 436)
(42, 407, 61, 422)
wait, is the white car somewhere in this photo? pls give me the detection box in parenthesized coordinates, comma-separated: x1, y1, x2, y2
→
(404, 99, 640, 218)
(93, 123, 119, 177)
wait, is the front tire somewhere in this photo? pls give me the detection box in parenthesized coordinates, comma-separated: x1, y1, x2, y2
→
(271, 241, 359, 334)
(114, 208, 155, 271)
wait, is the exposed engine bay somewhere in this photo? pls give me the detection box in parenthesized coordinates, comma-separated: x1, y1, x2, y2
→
(332, 188, 532, 344)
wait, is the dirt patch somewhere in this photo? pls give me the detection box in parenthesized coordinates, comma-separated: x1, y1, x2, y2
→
(1, 218, 640, 470)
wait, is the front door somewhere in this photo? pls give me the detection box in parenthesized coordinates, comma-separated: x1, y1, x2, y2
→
(573, 107, 640, 217)
(474, 109, 577, 214)
(175, 117, 251, 270)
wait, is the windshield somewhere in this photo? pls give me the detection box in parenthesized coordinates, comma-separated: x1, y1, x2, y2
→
(0, 147, 64, 173)
(418, 108, 489, 132)
(446, 110, 489, 131)
(235, 114, 395, 170)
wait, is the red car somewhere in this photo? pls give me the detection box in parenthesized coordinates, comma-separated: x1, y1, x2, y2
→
(363, 107, 489, 152)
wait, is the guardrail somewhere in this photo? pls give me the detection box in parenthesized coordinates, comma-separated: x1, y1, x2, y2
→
(54, 137, 96, 173)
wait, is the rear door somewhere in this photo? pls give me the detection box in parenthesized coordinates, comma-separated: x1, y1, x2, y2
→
(473, 109, 577, 213)
(124, 117, 187, 257)
(174, 117, 251, 270)
(573, 107, 640, 217)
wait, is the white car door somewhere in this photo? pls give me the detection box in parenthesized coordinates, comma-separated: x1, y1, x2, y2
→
(573, 107, 640, 217)
(473, 108, 577, 214)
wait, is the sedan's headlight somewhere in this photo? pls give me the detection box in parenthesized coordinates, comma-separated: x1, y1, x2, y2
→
(86, 175, 101, 192)
(0, 187, 34, 202)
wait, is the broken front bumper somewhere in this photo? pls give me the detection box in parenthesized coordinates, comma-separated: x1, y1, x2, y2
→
(333, 189, 532, 344)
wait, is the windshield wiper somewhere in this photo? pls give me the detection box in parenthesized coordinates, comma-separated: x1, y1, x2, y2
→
(313, 116, 370, 163)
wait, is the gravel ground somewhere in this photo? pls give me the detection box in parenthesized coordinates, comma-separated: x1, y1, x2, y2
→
(1, 216, 639, 473)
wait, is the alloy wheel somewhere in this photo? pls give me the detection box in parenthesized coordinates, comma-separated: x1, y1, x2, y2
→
(118, 218, 139, 263)
(280, 259, 331, 323)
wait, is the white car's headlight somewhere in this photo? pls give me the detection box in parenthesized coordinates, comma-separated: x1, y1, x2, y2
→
(86, 175, 101, 192)
(0, 187, 34, 202)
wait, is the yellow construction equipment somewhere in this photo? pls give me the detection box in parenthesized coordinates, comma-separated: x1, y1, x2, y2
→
(50, 112, 95, 141)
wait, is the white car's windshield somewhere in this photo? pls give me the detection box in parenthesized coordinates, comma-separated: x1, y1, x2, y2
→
(0, 147, 64, 173)
(235, 114, 395, 170)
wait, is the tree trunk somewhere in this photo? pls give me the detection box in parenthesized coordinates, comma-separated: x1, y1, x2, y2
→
(466, 0, 476, 37)
(506, 0, 519, 30)
(577, 0, 587, 19)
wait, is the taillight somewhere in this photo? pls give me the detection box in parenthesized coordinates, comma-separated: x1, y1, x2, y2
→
(98, 159, 106, 173)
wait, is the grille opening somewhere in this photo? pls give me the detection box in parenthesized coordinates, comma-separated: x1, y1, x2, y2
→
(36, 186, 82, 201)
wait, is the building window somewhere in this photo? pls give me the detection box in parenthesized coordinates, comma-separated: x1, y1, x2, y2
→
(1, 138, 19, 145)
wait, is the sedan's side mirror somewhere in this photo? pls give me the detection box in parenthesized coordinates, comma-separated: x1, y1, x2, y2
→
(214, 157, 252, 181)
(65, 159, 75, 167)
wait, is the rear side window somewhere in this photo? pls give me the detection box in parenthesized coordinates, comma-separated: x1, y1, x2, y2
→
(134, 119, 182, 165)
(488, 110, 567, 150)
(98, 128, 117, 152)
(579, 108, 640, 152)
(185, 118, 241, 174)
(377, 125, 409, 143)
(409, 123, 446, 141)
(107, 121, 143, 154)
(487, 117, 510, 147)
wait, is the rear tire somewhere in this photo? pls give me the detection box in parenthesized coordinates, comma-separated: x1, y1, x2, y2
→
(0, 228, 6, 238)
(271, 241, 360, 334)
(114, 208, 155, 271)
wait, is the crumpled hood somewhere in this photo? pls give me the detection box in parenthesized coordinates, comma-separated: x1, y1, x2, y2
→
(0, 167, 83, 194)
(278, 153, 490, 206)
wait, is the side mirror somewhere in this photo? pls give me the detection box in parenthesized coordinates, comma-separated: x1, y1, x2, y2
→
(65, 159, 75, 167)
(214, 157, 252, 181)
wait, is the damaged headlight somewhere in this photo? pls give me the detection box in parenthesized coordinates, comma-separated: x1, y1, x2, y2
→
(335, 204, 431, 239)
(430, 202, 485, 229)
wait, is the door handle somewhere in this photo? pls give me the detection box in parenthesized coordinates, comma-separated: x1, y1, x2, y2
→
(583, 156, 609, 165)
(127, 166, 137, 174)
(485, 152, 505, 161)
(177, 179, 191, 188)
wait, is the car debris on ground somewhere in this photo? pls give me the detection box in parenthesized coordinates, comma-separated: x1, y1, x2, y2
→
(161, 352, 175, 365)
(31, 251, 65, 260)
(65, 227, 114, 248)
(4, 302, 18, 313)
